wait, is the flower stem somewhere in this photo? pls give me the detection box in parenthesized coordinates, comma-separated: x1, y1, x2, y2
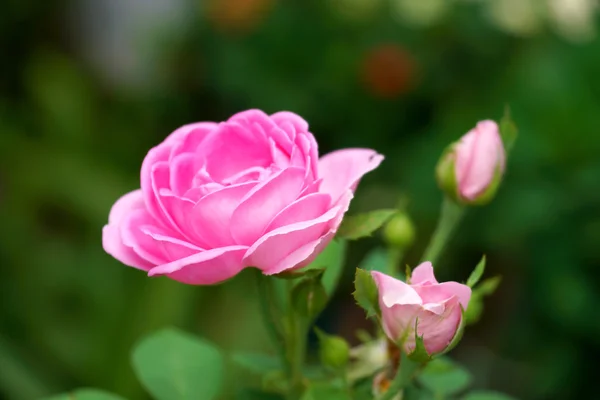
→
(376, 353, 422, 400)
(255, 272, 286, 367)
(421, 196, 465, 266)
(285, 280, 306, 400)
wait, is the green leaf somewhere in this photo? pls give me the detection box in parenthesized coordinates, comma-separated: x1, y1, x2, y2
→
(463, 390, 517, 400)
(499, 106, 518, 153)
(41, 388, 126, 400)
(301, 384, 351, 400)
(359, 247, 390, 274)
(292, 278, 328, 319)
(418, 358, 472, 396)
(352, 268, 379, 317)
(236, 388, 285, 400)
(308, 239, 347, 296)
(467, 256, 486, 288)
(131, 328, 224, 400)
(231, 352, 282, 375)
(337, 209, 398, 240)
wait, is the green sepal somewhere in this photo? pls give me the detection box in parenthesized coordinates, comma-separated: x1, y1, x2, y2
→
(435, 143, 460, 203)
(337, 209, 398, 240)
(352, 268, 380, 318)
(407, 320, 432, 363)
(499, 106, 518, 153)
(466, 255, 486, 288)
(441, 305, 466, 355)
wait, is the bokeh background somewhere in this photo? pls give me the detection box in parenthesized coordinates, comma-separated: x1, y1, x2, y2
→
(1, 0, 600, 399)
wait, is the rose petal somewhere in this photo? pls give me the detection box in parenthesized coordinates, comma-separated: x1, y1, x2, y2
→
(202, 122, 272, 182)
(318, 148, 384, 205)
(191, 182, 256, 247)
(265, 193, 332, 233)
(414, 282, 472, 310)
(148, 246, 248, 285)
(120, 209, 169, 265)
(371, 271, 423, 308)
(412, 297, 462, 354)
(140, 225, 203, 261)
(243, 206, 340, 273)
(409, 262, 438, 285)
(230, 167, 306, 245)
(169, 153, 197, 196)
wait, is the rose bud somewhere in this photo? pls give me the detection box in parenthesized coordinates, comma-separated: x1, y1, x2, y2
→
(371, 262, 471, 356)
(102, 110, 383, 285)
(436, 120, 506, 205)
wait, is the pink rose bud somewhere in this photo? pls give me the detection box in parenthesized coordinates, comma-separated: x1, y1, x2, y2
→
(371, 263, 471, 355)
(102, 110, 383, 285)
(436, 120, 506, 205)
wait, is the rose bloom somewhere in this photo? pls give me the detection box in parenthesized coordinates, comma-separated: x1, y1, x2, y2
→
(103, 110, 383, 284)
(371, 262, 471, 355)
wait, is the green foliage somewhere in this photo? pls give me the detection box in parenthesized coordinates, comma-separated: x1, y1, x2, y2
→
(231, 352, 281, 375)
(308, 239, 347, 296)
(467, 256, 486, 288)
(42, 388, 126, 400)
(359, 247, 391, 274)
(382, 212, 416, 248)
(417, 358, 472, 397)
(300, 384, 351, 400)
(352, 269, 380, 318)
(337, 210, 398, 240)
(131, 328, 224, 400)
(463, 391, 517, 400)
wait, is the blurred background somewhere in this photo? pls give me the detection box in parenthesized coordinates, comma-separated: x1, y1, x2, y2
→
(1, 0, 600, 399)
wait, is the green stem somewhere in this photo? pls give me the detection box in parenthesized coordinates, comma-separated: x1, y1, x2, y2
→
(285, 280, 306, 400)
(387, 247, 404, 276)
(376, 353, 422, 400)
(255, 272, 286, 366)
(421, 196, 465, 265)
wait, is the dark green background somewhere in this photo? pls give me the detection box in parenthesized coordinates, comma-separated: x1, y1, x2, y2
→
(1, 1, 599, 399)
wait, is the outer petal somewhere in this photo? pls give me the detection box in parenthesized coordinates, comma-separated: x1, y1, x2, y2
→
(371, 271, 423, 308)
(230, 167, 306, 245)
(455, 120, 505, 200)
(412, 297, 463, 354)
(409, 262, 438, 285)
(102, 190, 154, 271)
(148, 246, 248, 285)
(264, 193, 331, 233)
(318, 148, 384, 205)
(413, 282, 471, 310)
(243, 206, 340, 273)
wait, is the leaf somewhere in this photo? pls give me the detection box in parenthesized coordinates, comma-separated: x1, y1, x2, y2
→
(359, 247, 390, 274)
(337, 209, 398, 240)
(467, 256, 486, 288)
(463, 391, 517, 400)
(131, 328, 224, 400)
(236, 389, 285, 400)
(352, 268, 379, 317)
(300, 384, 351, 400)
(41, 388, 126, 400)
(308, 239, 347, 296)
(292, 278, 328, 319)
(231, 352, 282, 375)
(442, 306, 466, 354)
(499, 106, 518, 153)
(418, 358, 472, 396)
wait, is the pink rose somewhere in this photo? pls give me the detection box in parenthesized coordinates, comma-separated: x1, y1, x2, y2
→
(102, 110, 383, 285)
(371, 262, 471, 355)
(454, 120, 505, 201)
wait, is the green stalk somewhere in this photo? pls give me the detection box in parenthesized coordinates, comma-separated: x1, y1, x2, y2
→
(421, 196, 465, 266)
(285, 280, 306, 400)
(376, 353, 421, 400)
